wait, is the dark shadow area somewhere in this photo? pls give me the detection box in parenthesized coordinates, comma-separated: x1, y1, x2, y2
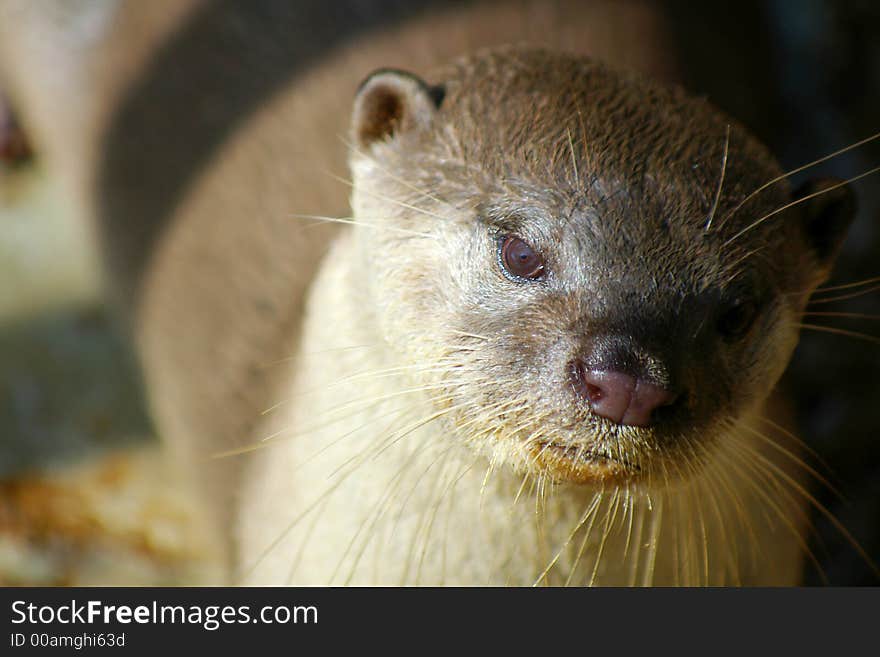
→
(0, 303, 154, 477)
(665, 0, 880, 584)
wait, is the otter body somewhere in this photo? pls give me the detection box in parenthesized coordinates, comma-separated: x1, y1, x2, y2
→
(0, 1, 854, 584)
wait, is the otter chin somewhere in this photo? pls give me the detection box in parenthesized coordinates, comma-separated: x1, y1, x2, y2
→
(531, 441, 636, 484)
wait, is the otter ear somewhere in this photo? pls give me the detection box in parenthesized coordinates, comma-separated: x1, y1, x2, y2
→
(792, 178, 856, 268)
(351, 69, 444, 152)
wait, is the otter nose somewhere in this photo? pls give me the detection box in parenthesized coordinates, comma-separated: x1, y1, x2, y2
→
(573, 366, 678, 427)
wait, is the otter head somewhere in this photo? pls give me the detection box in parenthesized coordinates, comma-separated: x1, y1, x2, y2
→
(347, 48, 855, 489)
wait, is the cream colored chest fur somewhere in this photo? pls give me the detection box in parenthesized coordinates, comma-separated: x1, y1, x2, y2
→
(239, 231, 805, 586)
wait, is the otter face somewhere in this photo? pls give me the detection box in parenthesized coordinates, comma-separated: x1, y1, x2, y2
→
(348, 49, 854, 488)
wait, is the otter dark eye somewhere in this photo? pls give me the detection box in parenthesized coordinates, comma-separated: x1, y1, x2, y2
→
(717, 298, 759, 340)
(499, 236, 545, 280)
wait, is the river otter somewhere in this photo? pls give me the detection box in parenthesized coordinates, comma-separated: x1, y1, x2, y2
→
(237, 48, 854, 585)
(0, 1, 859, 584)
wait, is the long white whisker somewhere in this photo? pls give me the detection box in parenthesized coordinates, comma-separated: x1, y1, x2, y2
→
(717, 129, 880, 230)
(704, 124, 731, 231)
(724, 165, 880, 248)
(288, 212, 437, 239)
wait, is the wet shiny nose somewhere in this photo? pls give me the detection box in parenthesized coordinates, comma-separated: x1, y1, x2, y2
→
(573, 366, 678, 427)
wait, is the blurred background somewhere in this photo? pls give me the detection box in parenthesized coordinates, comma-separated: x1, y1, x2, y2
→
(0, 0, 877, 585)
(0, 124, 218, 584)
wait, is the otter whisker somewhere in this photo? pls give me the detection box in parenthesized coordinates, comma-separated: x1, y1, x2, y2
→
(289, 213, 437, 239)
(339, 431, 453, 581)
(265, 377, 469, 430)
(642, 494, 663, 587)
(694, 482, 711, 586)
(512, 470, 532, 508)
(341, 137, 457, 210)
(716, 129, 880, 231)
(287, 407, 413, 476)
(706, 427, 762, 564)
(382, 445, 458, 585)
(211, 430, 293, 459)
(698, 464, 741, 585)
(533, 491, 602, 586)
(457, 398, 529, 436)
(565, 490, 606, 586)
(295, 386, 451, 446)
(731, 437, 880, 579)
(734, 420, 844, 502)
(411, 449, 466, 584)
(814, 275, 880, 295)
(313, 360, 477, 390)
(266, 342, 380, 367)
(229, 381, 465, 459)
(344, 398, 466, 473)
(334, 438, 448, 584)
(626, 496, 647, 587)
(319, 399, 455, 482)
(795, 322, 880, 346)
(566, 127, 580, 191)
(528, 435, 558, 466)
(724, 165, 880, 248)
(672, 492, 683, 586)
(670, 467, 690, 586)
(704, 124, 731, 231)
(709, 448, 767, 576)
(754, 415, 837, 481)
(284, 492, 333, 585)
(730, 443, 828, 562)
(389, 445, 459, 551)
(479, 461, 497, 511)
(722, 440, 829, 584)
(438, 457, 479, 583)
(803, 311, 880, 321)
(533, 485, 551, 586)
(259, 362, 472, 415)
(440, 459, 466, 583)
(808, 284, 880, 305)
(241, 451, 365, 581)
(720, 246, 766, 287)
(678, 434, 711, 585)
(327, 171, 457, 222)
(588, 487, 622, 586)
(447, 328, 490, 341)
(621, 489, 635, 561)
